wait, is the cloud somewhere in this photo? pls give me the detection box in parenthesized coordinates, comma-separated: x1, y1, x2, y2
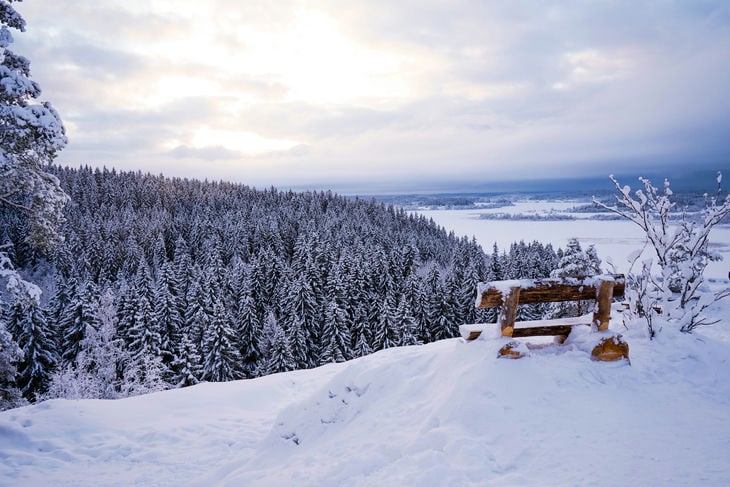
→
(11, 0, 730, 190)
(167, 145, 242, 161)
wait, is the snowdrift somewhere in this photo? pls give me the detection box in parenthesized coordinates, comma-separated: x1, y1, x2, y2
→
(2, 324, 730, 486)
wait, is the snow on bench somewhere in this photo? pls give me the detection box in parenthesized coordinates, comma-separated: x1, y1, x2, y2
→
(459, 313, 595, 341)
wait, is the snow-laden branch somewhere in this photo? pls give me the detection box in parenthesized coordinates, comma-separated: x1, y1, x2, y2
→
(594, 174, 730, 334)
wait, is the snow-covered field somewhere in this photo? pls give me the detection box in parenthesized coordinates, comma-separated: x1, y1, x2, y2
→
(2, 202, 730, 486)
(416, 200, 730, 281)
(3, 306, 730, 486)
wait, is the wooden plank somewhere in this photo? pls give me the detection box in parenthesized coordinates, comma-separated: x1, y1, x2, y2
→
(498, 286, 521, 337)
(477, 274, 625, 308)
(511, 325, 576, 338)
(466, 330, 482, 341)
(461, 322, 590, 341)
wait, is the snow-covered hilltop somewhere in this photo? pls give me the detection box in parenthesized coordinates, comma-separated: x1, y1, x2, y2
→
(3, 297, 730, 486)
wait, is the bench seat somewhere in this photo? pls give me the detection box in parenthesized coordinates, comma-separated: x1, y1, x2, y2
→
(459, 313, 594, 341)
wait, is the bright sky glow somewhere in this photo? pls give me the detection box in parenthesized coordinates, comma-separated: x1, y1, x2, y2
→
(191, 126, 299, 155)
(12, 0, 730, 190)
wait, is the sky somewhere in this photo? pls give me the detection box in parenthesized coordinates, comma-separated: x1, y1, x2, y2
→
(11, 0, 730, 192)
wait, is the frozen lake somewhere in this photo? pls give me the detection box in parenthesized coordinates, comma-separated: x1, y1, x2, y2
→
(414, 201, 730, 281)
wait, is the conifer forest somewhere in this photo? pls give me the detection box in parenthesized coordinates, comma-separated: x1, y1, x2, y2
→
(1, 165, 586, 403)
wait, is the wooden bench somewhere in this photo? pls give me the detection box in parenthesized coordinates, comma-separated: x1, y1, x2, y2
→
(459, 274, 628, 360)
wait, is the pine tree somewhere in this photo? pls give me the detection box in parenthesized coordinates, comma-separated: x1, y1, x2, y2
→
(352, 324, 373, 358)
(44, 290, 126, 400)
(236, 286, 263, 377)
(58, 280, 99, 364)
(0, 0, 68, 259)
(127, 264, 162, 362)
(171, 333, 203, 388)
(201, 297, 241, 382)
(279, 272, 318, 368)
(319, 299, 351, 363)
(172, 235, 192, 308)
(153, 261, 182, 366)
(373, 291, 399, 350)
(183, 267, 208, 347)
(394, 295, 419, 346)
(46, 273, 71, 331)
(287, 314, 310, 369)
(6, 296, 57, 401)
(0, 300, 24, 410)
(264, 314, 295, 375)
(550, 238, 601, 317)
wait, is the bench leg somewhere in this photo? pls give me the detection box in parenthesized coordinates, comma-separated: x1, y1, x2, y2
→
(593, 280, 615, 331)
(498, 286, 521, 337)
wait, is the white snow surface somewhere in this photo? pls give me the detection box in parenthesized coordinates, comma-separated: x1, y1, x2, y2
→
(3, 297, 730, 486)
(3, 202, 730, 486)
(415, 203, 730, 280)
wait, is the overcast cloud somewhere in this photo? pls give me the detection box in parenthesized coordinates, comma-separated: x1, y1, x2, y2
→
(12, 0, 730, 190)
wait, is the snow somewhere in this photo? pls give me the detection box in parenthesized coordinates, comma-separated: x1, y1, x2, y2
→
(2, 202, 730, 486)
(3, 294, 730, 486)
(416, 203, 730, 281)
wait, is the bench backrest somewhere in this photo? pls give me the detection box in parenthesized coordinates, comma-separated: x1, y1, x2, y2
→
(476, 274, 625, 308)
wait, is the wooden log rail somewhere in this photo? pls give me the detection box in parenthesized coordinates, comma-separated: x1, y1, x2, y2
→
(469, 274, 625, 340)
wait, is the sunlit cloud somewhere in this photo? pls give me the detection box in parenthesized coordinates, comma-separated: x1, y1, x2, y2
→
(190, 126, 299, 155)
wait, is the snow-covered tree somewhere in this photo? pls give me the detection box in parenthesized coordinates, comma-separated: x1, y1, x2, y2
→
(200, 297, 241, 382)
(594, 174, 730, 334)
(58, 280, 100, 365)
(153, 261, 182, 365)
(319, 299, 351, 363)
(263, 313, 295, 375)
(549, 238, 601, 318)
(0, 302, 24, 410)
(44, 290, 126, 400)
(394, 295, 419, 346)
(373, 291, 400, 350)
(235, 284, 263, 377)
(126, 263, 161, 361)
(120, 354, 168, 397)
(0, 3, 67, 405)
(0, 0, 68, 304)
(551, 238, 601, 279)
(171, 332, 202, 388)
(5, 293, 57, 401)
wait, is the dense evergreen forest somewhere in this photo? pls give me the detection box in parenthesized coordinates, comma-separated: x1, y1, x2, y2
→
(1, 165, 580, 403)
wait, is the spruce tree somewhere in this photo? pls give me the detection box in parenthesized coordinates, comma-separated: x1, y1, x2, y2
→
(236, 286, 263, 377)
(0, 0, 68, 262)
(7, 295, 57, 401)
(373, 291, 399, 350)
(58, 280, 99, 365)
(153, 261, 182, 365)
(394, 296, 419, 346)
(171, 333, 203, 388)
(201, 297, 241, 382)
(319, 299, 351, 363)
(264, 314, 295, 375)
(0, 299, 24, 410)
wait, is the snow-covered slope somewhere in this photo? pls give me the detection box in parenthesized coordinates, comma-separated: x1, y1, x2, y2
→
(2, 315, 730, 486)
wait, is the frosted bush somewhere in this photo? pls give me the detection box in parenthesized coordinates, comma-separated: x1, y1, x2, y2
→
(594, 174, 730, 336)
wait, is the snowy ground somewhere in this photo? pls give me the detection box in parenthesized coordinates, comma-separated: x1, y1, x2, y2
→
(3, 298, 730, 486)
(2, 204, 730, 486)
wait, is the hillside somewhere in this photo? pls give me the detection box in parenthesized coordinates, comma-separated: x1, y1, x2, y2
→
(2, 297, 730, 486)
